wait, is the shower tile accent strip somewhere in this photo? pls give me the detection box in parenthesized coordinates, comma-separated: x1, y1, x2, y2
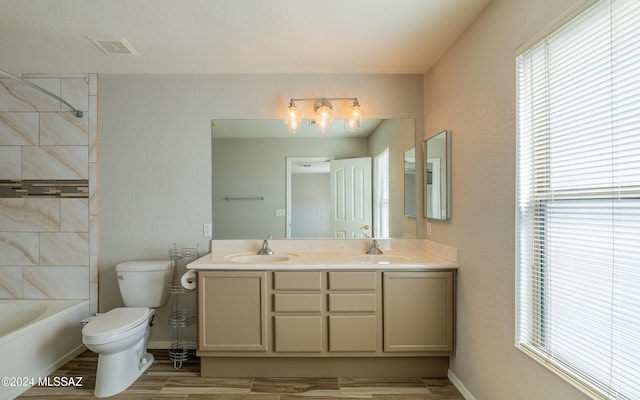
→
(0, 179, 89, 198)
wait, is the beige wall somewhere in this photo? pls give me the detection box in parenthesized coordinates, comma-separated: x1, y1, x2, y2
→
(423, 0, 591, 399)
(98, 74, 424, 344)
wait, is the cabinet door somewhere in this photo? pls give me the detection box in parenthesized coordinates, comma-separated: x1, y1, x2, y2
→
(328, 315, 377, 352)
(274, 316, 323, 352)
(198, 271, 268, 352)
(383, 271, 454, 352)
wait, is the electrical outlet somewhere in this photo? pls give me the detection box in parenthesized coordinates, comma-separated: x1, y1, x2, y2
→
(427, 222, 432, 236)
(203, 223, 212, 237)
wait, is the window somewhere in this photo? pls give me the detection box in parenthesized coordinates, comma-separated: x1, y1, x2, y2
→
(516, 0, 640, 399)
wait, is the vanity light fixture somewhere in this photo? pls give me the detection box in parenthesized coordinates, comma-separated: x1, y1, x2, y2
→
(284, 97, 363, 133)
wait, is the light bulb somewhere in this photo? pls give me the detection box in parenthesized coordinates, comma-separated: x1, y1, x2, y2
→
(315, 101, 333, 132)
(284, 102, 301, 133)
(346, 103, 363, 132)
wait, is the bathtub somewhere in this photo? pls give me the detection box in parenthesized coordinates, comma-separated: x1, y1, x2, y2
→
(0, 299, 90, 400)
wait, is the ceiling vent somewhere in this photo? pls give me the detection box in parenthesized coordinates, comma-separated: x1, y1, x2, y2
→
(87, 36, 140, 55)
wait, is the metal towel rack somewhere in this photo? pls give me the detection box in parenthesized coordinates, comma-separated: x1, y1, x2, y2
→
(224, 196, 264, 201)
(167, 243, 199, 369)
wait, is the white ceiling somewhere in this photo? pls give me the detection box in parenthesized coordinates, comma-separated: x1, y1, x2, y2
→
(0, 0, 490, 75)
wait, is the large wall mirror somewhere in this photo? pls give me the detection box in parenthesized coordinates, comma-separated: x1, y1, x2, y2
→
(212, 119, 417, 239)
(424, 130, 451, 220)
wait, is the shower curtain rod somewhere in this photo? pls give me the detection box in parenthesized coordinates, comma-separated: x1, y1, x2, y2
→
(0, 69, 83, 118)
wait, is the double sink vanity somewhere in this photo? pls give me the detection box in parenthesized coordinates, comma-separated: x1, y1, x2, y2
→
(187, 238, 458, 378)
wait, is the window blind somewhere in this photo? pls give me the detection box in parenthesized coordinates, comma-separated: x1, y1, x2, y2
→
(516, 0, 640, 399)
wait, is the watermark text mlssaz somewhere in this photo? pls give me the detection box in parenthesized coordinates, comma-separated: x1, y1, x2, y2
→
(1, 376, 83, 387)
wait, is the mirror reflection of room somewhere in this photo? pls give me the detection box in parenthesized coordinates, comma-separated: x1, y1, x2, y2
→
(425, 130, 450, 220)
(404, 147, 416, 218)
(212, 119, 416, 239)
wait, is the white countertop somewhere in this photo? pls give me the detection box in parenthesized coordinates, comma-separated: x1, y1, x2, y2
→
(186, 239, 458, 271)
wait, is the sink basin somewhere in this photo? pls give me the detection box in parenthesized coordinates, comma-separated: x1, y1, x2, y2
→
(349, 254, 411, 264)
(225, 253, 296, 264)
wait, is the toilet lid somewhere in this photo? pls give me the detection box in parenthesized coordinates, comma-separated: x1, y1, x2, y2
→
(83, 307, 148, 337)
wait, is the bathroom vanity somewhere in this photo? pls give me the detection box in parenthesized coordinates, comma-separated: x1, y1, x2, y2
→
(187, 239, 458, 378)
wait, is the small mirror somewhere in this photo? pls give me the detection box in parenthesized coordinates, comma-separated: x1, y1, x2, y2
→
(404, 147, 416, 217)
(424, 131, 451, 220)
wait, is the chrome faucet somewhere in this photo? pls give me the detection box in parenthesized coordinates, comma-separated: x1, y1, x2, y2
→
(257, 235, 274, 255)
(366, 239, 383, 255)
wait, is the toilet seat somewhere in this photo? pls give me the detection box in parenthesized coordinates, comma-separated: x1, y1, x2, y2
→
(82, 307, 149, 345)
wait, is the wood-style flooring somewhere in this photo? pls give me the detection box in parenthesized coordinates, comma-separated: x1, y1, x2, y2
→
(18, 350, 465, 399)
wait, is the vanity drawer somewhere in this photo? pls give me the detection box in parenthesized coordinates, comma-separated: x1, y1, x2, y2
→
(273, 271, 322, 290)
(274, 294, 322, 312)
(328, 294, 377, 312)
(328, 271, 377, 290)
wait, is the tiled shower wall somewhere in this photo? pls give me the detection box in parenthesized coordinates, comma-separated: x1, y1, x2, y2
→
(0, 73, 98, 314)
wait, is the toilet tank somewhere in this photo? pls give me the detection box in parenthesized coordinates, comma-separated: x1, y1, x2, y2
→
(116, 261, 172, 308)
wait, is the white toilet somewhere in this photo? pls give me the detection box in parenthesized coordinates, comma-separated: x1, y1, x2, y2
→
(82, 260, 172, 398)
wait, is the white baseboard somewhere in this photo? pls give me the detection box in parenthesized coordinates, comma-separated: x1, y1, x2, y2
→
(448, 370, 477, 400)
